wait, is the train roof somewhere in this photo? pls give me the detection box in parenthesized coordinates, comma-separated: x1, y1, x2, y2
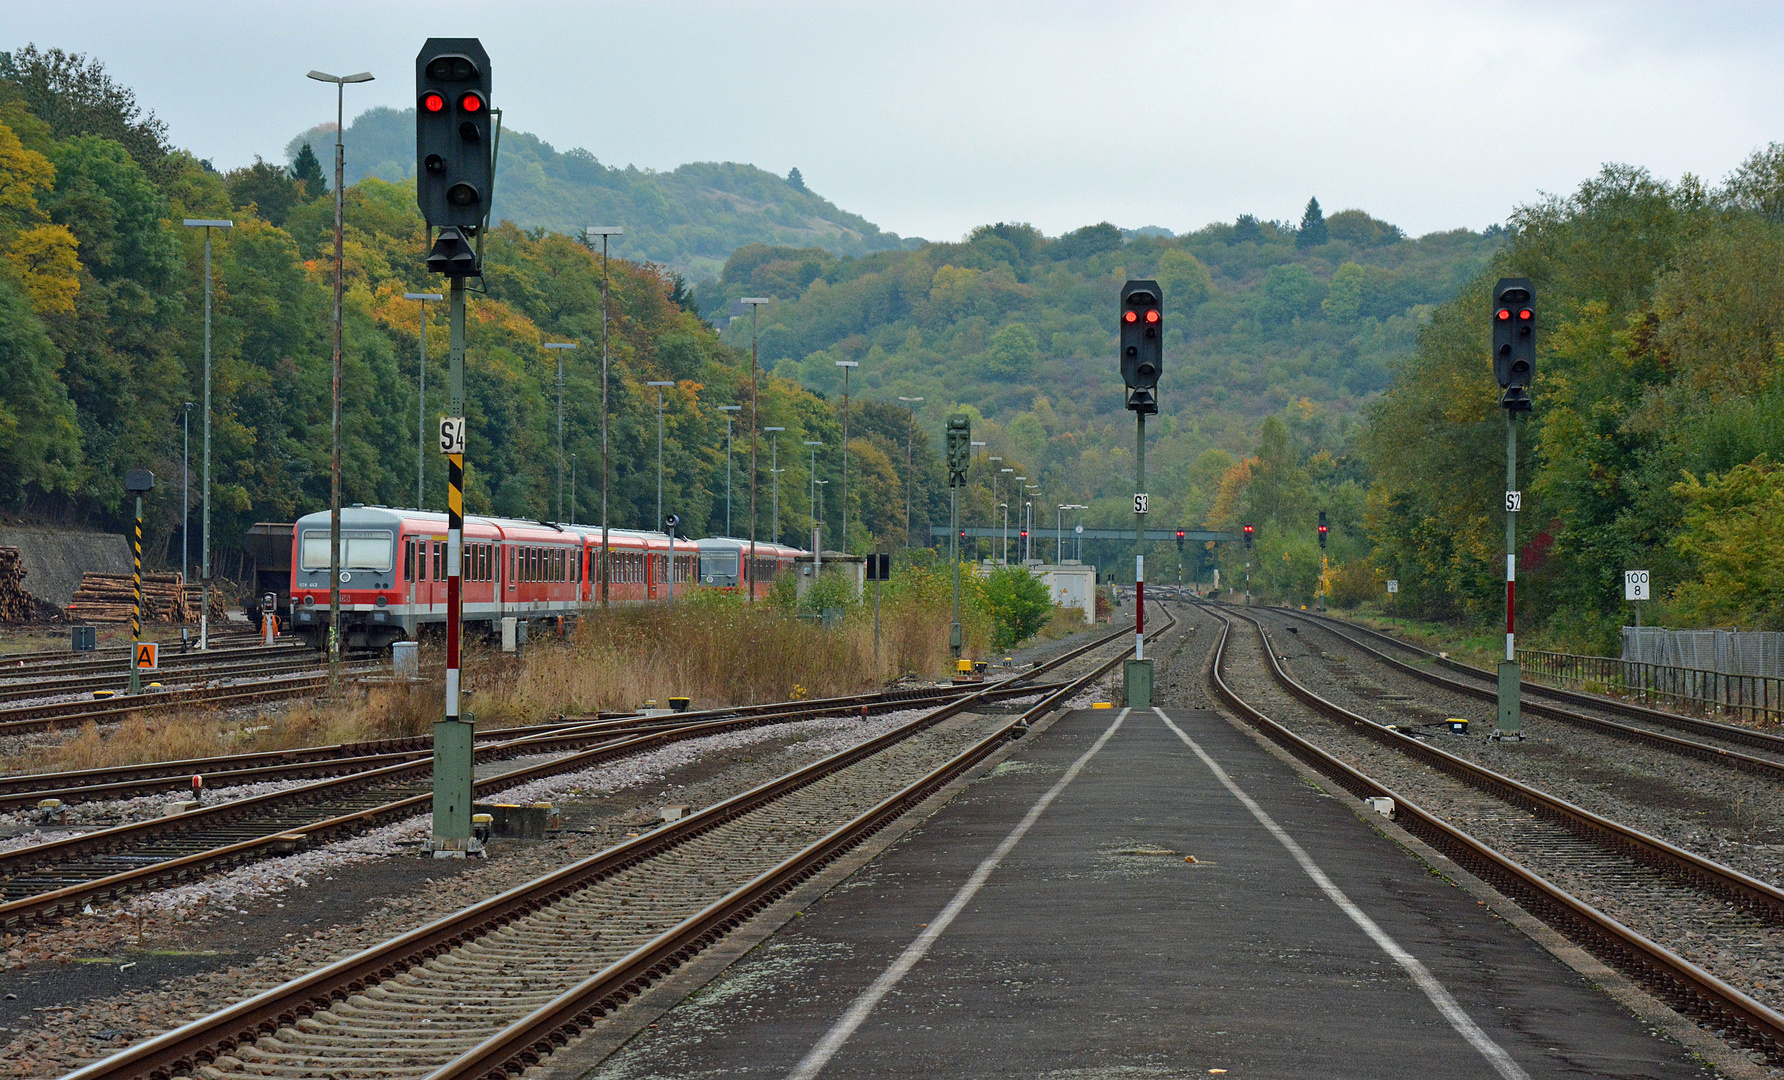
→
(289, 506, 700, 546)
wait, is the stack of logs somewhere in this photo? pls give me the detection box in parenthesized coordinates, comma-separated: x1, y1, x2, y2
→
(67, 572, 195, 624)
(0, 547, 61, 623)
(185, 583, 227, 622)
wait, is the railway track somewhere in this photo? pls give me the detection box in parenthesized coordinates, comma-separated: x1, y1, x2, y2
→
(0, 662, 385, 739)
(61, 611, 1169, 1080)
(0, 682, 1062, 810)
(1286, 607, 1784, 766)
(1199, 600, 1784, 1065)
(0, 677, 1070, 928)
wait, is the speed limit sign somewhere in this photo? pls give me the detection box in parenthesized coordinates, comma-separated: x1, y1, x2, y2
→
(1624, 570, 1650, 602)
(439, 416, 466, 456)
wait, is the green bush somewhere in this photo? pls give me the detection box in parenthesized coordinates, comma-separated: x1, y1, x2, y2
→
(978, 566, 1053, 648)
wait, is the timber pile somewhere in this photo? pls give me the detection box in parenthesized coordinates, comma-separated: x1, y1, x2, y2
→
(186, 583, 226, 621)
(66, 572, 194, 623)
(0, 547, 61, 623)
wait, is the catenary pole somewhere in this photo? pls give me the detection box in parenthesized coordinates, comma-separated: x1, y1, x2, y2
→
(898, 396, 922, 550)
(181, 219, 232, 650)
(404, 293, 442, 510)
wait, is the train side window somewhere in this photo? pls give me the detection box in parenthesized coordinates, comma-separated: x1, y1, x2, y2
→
(404, 537, 415, 581)
(508, 546, 515, 586)
(480, 544, 489, 582)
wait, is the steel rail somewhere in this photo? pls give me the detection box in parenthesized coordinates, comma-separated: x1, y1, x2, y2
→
(1290, 608, 1784, 756)
(0, 681, 1063, 927)
(0, 641, 303, 680)
(0, 668, 385, 738)
(0, 656, 334, 706)
(430, 606, 1176, 1080)
(1265, 608, 1784, 780)
(0, 682, 1062, 808)
(61, 614, 1164, 1080)
(1200, 602, 1784, 1063)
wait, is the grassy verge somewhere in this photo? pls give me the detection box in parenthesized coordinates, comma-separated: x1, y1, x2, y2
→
(1326, 606, 1505, 670)
(2, 588, 995, 775)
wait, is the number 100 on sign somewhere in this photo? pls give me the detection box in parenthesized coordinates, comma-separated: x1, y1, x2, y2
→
(1625, 569, 1650, 602)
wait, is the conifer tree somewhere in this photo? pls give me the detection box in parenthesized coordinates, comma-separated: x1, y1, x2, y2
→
(787, 166, 807, 192)
(290, 142, 326, 198)
(1297, 196, 1327, 247)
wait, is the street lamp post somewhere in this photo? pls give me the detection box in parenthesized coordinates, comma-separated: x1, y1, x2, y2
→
(987, 456, 1002, 563)
(970, 441, 985, 560)
(544, 342, 578, 521)
(180, 402, 193, 583)
(999, 468, 1014, 563)
(570, 454, 577, 523)
(586, 226, 623, 605)
(835, 359, 859, 552)
(1011, 477, 1026, 563)
(805, 440, 823, 564)
(765, 427, 785, 544)
(648, 381, 674, 530)
(307, 68, 372, 688)
(718, 405, 742, 534)
(741, 298, 770, 599)
(181, 218, 233, 651)
(897, 396, 923, 549)
(403, 293, 442, 509)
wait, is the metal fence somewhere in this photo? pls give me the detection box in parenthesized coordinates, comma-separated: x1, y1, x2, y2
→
(1622, 626, 1784, 678)
(1517, 648, 1784, 727)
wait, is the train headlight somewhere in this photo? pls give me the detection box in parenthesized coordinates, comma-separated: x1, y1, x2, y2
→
(303, 594, 315, 607)
(375, 595, 387, 607)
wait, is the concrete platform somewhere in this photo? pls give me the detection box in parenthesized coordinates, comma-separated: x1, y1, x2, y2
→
(587, 706, 1714, 1079)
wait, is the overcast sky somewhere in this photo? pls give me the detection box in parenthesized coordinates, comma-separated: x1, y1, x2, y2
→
(8, 1, 1784, 240)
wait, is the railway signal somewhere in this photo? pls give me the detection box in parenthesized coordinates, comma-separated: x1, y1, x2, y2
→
(416, 39, 492, 231)
(1243, 523, 1254, 548)
(946, 414, 971, 659)
(1120, 279, 1163, 415)
(416, 37, 495, 858)
(1119, 280, 1163, 707)
(1492, 278, 1535, 411)
(1491, 277, 1534, 740)
(1318, 510, 1328, 549)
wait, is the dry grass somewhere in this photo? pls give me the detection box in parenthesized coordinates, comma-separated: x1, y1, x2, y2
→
(2, 593, 973, 775)
(473, 592, 963, 723)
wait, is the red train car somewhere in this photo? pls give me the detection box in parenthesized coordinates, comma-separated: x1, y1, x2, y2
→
(288, 506, 705, 650)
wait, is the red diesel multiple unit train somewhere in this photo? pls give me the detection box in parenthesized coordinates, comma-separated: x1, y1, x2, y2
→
(286, 506, 805, 650)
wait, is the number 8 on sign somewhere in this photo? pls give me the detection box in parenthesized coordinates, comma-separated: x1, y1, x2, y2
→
(439, 416, 466, 456)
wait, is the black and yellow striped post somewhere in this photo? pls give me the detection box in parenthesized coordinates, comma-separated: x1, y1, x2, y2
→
(123, 470, 154, 694)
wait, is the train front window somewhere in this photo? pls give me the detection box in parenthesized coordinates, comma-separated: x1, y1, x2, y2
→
(300, 530, 394, 572)
(701, 550, 738, 585)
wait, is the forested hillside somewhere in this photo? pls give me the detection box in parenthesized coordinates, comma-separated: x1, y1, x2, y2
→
(0, 46, 949, 576)
(285, 108, 916, 281)
(701, 211, 1499, 554)
(1365, 153, 1784, 651)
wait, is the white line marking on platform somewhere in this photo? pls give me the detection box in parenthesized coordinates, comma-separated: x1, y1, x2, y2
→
(784, 707, 1129, 1080)
(1156, 707, 1530, 1080)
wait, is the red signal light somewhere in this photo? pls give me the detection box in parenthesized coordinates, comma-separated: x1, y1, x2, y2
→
(1519, 308, 1532, 320)
(1145, 310, 1160, 324)
(421, 92, 446, 113)
(1123, 310, 1137, 323)
(1497, 309, 1510, 321)
(459, 92, 484, 112)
